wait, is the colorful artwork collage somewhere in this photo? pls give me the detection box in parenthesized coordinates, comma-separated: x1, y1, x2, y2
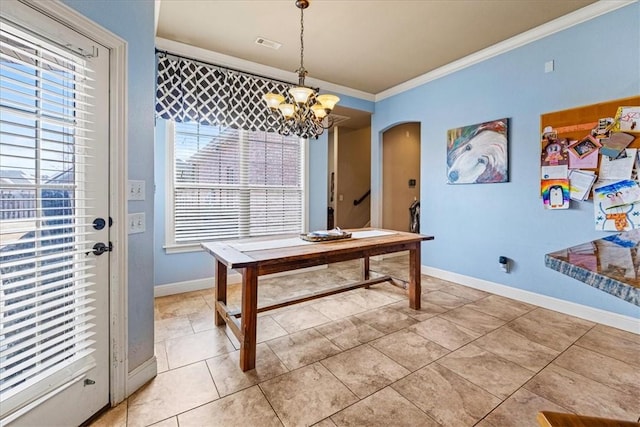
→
(540, 100, 640, 231)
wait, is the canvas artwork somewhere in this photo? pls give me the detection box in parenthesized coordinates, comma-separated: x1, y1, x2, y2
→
(446, 118, 508, 184)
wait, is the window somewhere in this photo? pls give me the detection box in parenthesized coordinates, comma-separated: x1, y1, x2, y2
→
(165, 120, 305, 248)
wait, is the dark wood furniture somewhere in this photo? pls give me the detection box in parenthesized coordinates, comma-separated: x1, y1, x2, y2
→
(202, 228, 433, 371)
(537, 411, 640, 427)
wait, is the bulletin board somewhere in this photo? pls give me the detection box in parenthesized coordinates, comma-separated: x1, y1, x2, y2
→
(540, 96, 640, 157)
(539, 96, 640, 230)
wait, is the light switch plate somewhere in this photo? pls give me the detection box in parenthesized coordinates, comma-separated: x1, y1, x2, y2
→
(128, 212, 145, 234)
(544, 60, 554, 73)
(128, 180, 145, 201)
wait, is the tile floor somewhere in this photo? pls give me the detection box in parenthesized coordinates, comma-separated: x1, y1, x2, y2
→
(91, 256, 640, 427)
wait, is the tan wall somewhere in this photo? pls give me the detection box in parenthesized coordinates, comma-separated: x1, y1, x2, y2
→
(327, 129, 336, 229)
(335, 126, 371, 229)
(382, 123, 420, 232)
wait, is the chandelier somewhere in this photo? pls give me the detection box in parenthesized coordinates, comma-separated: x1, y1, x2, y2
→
(262, 0, 340, 139)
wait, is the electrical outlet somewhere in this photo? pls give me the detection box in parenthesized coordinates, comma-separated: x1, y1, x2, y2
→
(128, 212, 145, 234)
(499, 256, 510, 273)
(128, 180, 145, 201)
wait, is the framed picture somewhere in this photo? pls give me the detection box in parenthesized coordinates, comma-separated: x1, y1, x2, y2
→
(568, 135, 601, 159)
(446, 118, 508, 184)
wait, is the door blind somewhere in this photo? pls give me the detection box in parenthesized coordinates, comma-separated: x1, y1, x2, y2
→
(0, 21, 97, 413)
(172, 121, 303, 243)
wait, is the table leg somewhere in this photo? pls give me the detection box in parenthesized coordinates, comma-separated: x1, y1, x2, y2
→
(239, 266, 258, 371)
(362, 256, 370, 288)
(409, 243, 421, 310)
(215, 260, 227, 326)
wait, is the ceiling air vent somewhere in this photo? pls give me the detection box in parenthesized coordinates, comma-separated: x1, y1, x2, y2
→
(329, 114, 350, 127)
(255, 37, 281, 50)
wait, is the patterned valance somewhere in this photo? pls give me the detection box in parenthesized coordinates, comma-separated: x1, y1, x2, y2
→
(155, 53, 292, 132)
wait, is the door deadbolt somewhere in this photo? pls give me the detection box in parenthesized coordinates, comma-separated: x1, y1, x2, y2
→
(93, 217, 106, 230)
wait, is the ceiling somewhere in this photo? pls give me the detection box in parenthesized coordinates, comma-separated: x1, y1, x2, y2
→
(156, 0, 597, 96)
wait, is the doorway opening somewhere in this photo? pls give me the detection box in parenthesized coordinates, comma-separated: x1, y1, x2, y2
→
(327, 106, 372, 230)
(381, 122, 421, 232)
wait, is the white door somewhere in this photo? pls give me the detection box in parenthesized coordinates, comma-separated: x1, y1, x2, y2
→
(0, 2, 111, 425)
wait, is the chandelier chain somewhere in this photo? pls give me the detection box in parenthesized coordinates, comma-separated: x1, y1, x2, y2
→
(299, 6, 305, 78)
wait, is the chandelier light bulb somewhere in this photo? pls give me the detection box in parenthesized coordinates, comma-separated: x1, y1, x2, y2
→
(289, 86, 314, 104)
(311, 104, 327, 119)
(278, 103, 295, 119)
(316, 94, 340, 111)
(263, 93, 285, 109)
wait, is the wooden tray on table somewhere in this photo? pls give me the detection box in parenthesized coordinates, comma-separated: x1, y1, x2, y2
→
(300, 230, 352, 242)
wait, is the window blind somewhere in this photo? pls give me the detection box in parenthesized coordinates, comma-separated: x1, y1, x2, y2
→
(172, 121, 303, 243)
(0, 21, 97, 413)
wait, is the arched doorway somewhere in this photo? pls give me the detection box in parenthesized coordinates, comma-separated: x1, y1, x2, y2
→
(382, 122, 421, 232)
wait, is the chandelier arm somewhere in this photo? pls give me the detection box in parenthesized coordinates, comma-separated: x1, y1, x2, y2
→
(321, 116, 333, 130)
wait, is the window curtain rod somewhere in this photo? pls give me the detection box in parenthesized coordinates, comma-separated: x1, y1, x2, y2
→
(155, 48, 319, 91)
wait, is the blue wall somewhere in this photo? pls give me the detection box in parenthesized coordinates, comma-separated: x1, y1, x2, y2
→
(62, 0, 156, 371)
(373, 3, 639, 318)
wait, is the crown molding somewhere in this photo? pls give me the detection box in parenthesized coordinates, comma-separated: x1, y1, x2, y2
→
(156, 1, 635, 104)
(154, 0, 161, 36)
(375, 0, 637, 101)
(155, 37, 376, 102)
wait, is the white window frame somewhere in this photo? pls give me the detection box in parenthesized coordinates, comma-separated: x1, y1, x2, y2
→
(163, 120, 309, 253)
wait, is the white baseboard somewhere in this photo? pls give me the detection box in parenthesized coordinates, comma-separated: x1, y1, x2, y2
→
(423, 266, 639, 334)
(154, 265, 328, 297)
(126, 356, 157, 397)
(154, 277, 219, 297)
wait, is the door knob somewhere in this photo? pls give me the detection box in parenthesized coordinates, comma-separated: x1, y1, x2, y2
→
(91, 242, 113, 256)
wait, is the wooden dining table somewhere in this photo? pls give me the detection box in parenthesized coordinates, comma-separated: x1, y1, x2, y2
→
(201, 228, 434, 371)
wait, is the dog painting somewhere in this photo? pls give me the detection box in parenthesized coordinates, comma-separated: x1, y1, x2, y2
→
(447, 118, 508, 184)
